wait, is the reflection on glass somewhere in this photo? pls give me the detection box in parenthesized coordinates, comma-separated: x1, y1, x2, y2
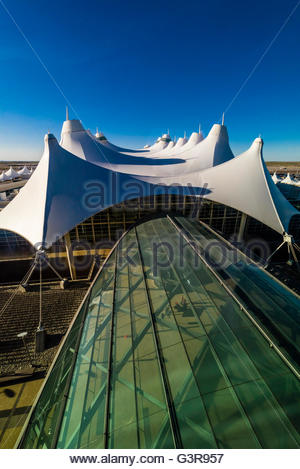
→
(19, 217, 300, 449)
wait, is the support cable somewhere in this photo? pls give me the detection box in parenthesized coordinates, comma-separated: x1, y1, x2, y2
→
(0, 259, 36, 320)
(44, 257, 64, 281)
(39, 255, 42, 329)
(263, 239, 287, 268)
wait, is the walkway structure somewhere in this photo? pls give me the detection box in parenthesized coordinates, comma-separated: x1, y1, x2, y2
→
(17, 216, 300, 449)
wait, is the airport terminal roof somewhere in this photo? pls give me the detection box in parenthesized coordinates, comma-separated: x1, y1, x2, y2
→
(17, 165, 31, 177)
(4, 166, 19, 180)
(17, 216, 300, 449)
(0, 119, 298, 248)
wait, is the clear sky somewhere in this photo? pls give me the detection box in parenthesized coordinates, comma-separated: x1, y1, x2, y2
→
(0, 0, 299, 161)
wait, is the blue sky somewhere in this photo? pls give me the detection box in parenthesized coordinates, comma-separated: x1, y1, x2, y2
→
(0, 0, 299, 161)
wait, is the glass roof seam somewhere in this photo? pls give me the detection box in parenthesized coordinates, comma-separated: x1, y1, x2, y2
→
(51, 289, 93, 448)
(150, 219, 222, 440)
(197, 217, 300, 301)
(57, 229, 132, 449)
(16, 227, 131, 449)
(103, 248, 118, 449)
(77, 301, 103, 449)
(128, 225, 299, 445)
(176, 216, 300, 364)
(134, 226, 183, 449)
(167, 215, 300, 380)
(180, 219, 298, 341)
(151, 219, 263, 448)
(159, 219, 300, 446)
(158, 266, 219, 446)
(127, 261, 141, 448)
(16, 216, 300, 449)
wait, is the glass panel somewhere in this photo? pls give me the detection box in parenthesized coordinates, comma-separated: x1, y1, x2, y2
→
(203, 387, 261, 448)
(176, 216, 300, 358)
(19, 216, 300, 450)
(108, 231, 172, 448)
(136, 221, 217, 448)
(20, 302, 87, 448)
(235, 379, 300, 448)
(57, 252, 116, 449)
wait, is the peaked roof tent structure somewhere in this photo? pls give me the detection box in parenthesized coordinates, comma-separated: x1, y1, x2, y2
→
(136, 137, 298, 235)
(17, 166, 31, 178)
(174, 136, 187, 148)
(160, 133, 171, 143)
(0, 134, 189, 247)
(0, 120, 298, 248)
(16, 216, 300, 449)
(0, 172, 9, 182)
(60, 119, 233, 169)
(95, 128, 107, 142)
(4, 166, 19, 180)
(272, 172, 281, 184)
(282, 173, 297, 185)
(188, 131, 203, 146)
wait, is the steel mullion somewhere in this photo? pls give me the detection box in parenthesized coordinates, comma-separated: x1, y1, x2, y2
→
(50, 289, 92, 448)
(103, 245, 118, 448)
(77, 297, 103, 448)
(134, 225, 182, 449)
(127, 258, 141, 448)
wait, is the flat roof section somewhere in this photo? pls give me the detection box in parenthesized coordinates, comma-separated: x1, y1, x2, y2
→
(17, 216, 300, 449)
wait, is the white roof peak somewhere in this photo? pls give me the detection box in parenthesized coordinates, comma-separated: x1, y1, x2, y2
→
(0, 120, 298, 247)
(61, 119, 85, 135)
(44, 133, 57, 143)
(240, 137, 263, 157)
(207, 123, 228, 141)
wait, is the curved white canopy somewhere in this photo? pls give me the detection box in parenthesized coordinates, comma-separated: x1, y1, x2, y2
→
(18, 166, 31, 178)
(0, 172, 9, 182)
(0, 134, 149, 247)
(0, 122, 298, 248)
(4, 166, 19, 180)
(136, 138, 298, 235)
(95, 129, 107, 142)
(166, 140, 175, 150)
(281, 173, 298, 185)
(272, 172, 281, 184)
(60, 120, 234, 173)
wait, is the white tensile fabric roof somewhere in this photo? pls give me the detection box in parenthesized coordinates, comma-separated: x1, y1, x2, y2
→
(281, 173, 298, 185)
(60, 120, 234, 174)
(18, 166, 31, 178)
(4, 166, 19, 180)
(0, 172, 9, 182)
(272, 172, 281, 184)
(0, 120, 298, 248)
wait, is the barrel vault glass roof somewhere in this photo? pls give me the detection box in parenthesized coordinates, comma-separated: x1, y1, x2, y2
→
(18, 216, 300, 449)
